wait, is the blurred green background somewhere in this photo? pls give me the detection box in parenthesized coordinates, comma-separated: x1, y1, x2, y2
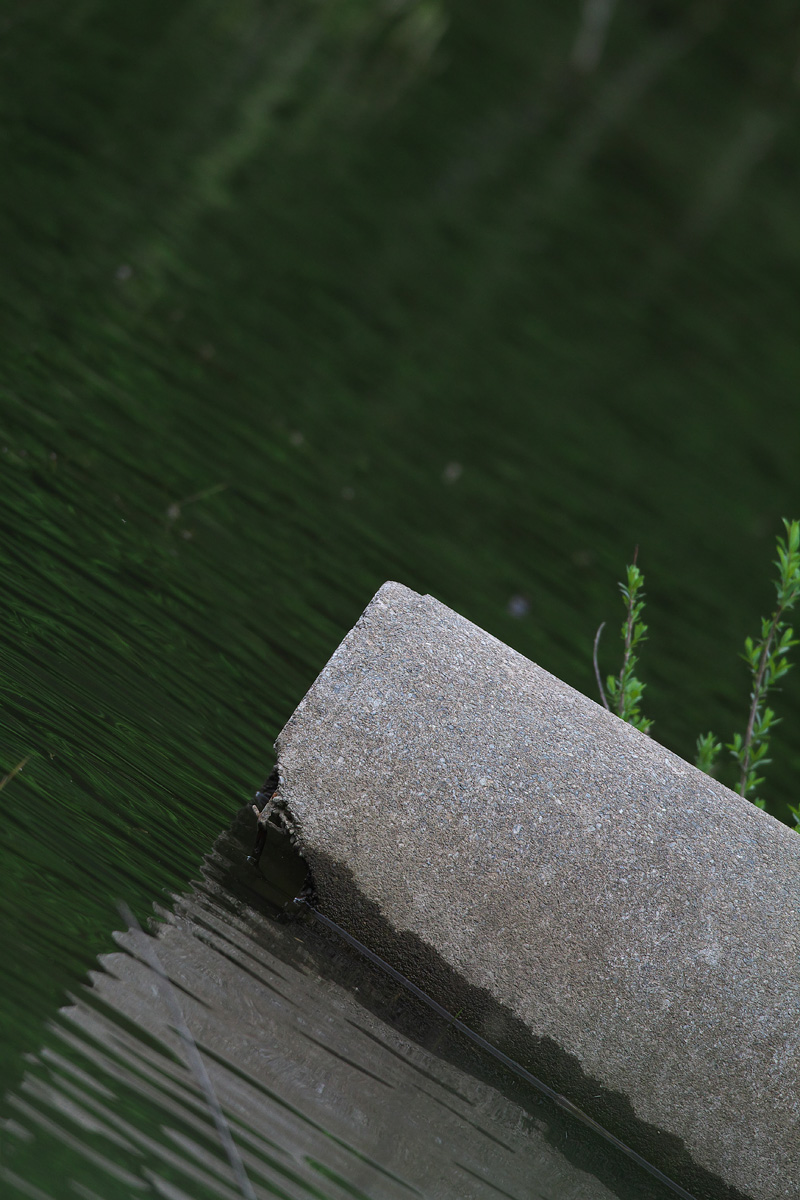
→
(2, 0, 799, 1107)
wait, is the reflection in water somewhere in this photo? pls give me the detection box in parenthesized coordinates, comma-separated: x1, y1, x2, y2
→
(3, 817, 678, 1200)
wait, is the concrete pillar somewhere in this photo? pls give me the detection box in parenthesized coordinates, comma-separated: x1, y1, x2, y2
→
(275, 581, 800, 1200)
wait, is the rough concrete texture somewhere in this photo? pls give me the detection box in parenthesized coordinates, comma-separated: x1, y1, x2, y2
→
(275, 581, 800, 1200)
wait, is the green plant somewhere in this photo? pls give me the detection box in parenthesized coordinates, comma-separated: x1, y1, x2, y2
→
(595, 520, 800, 823)
(694, 732, 721, 776)
(716, 517, 800, 807)
(594, 549, 653, 734)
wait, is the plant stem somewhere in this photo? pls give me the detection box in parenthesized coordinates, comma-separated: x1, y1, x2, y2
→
(593, 621, 610, 709)
(727, 517, 800, 805)
(738, 608, 782, 796)
(600, 546, 652, 733)
(616, 545, 638, 718)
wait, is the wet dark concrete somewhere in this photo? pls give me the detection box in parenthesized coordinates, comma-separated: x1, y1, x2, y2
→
(275, 581, 800, 1200)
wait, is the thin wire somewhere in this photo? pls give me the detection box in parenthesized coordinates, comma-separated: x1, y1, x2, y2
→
(117, 902, 257, 1200)
(297, 899, 698, 1200)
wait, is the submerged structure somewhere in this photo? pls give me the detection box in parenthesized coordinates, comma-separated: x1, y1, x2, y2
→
(269, 581, 799, 1200)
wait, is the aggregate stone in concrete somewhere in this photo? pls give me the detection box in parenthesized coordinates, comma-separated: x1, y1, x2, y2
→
(275, 581, 800, 1200)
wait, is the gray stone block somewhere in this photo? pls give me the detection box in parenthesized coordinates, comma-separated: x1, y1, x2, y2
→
(275, 581, 800, 1200)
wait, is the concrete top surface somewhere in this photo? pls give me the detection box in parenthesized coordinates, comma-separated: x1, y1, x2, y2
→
(275, 581, 800, 1200)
